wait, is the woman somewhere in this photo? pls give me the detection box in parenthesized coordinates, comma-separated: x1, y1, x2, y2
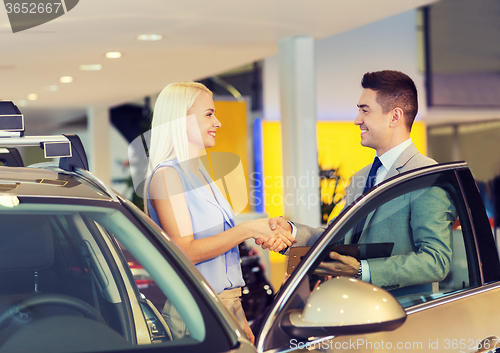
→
(145, 82, 294, 344)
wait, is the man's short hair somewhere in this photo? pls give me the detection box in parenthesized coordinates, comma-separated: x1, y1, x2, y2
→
(361, 70, 418, 131)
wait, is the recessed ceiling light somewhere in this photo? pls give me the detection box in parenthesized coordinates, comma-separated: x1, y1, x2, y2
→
(105, 52, 122, 59)
(137, 34, 163, 41)
(60, 76, 73, 83)
(80, 64, 102, 71)
(42, 85, 58, 92)
(27, 94, 38, 101)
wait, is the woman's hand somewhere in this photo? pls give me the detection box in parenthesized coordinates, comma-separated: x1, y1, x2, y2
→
(256, 216, 294, 252)
(241, 218, 295, 251)
(255, 236, 286, 252)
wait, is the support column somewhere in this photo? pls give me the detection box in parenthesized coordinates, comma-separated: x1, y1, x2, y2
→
(87, 105, 111, 186)
(451, 124, 461, 161)
(278, 36, 320, 228)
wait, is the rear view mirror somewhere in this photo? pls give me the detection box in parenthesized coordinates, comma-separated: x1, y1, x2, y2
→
(282, 277, 406, 338)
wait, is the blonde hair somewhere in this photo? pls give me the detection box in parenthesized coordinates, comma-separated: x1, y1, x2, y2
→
(144, 82, 212, 214)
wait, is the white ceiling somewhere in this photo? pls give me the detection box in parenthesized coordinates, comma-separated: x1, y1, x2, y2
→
(0, 0, 437, 133)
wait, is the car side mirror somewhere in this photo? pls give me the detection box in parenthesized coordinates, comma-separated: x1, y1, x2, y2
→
(282, 277, 406, 338)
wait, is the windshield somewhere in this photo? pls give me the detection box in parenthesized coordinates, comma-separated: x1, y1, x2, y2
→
(0, 201, 206, 352)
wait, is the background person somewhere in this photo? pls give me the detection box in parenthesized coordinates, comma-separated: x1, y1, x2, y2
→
(145, 82, 294, 343)
(268, 70, 456, 293)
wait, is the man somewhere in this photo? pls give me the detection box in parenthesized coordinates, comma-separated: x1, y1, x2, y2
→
(267, 70, 456, 293)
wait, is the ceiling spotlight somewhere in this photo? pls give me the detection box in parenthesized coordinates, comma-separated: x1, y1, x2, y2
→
(49, 85, 58, 91)
(80, 64, 102, 71)
(137, 34, 163, 41)
(60, 76, 74, 83)
(27, 94, 38, 101)
(105, 52, 122, 59)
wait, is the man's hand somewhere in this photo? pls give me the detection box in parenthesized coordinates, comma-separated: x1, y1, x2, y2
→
(269, 216, 292, 233)
(316, 251, 360, 277)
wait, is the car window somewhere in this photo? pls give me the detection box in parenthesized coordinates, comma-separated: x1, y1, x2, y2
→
(0, 202, 234, 353)
(308, 170, 480, 308)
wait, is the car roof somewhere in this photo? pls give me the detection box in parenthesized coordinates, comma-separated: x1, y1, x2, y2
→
(0, 165, 114, 201)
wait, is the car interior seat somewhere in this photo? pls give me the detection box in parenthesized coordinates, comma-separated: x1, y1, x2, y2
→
(0, 214, 131, 352)
(0, 215, 62, 344)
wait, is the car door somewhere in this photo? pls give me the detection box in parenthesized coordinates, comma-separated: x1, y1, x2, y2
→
(256, 162, 500, 353)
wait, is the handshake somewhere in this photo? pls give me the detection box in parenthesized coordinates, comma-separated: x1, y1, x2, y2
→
(240, 216, 296, 253)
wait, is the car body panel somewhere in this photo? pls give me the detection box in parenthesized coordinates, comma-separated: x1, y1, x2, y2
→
(0, 166, 110, 200)
(331, 282, 500, 352)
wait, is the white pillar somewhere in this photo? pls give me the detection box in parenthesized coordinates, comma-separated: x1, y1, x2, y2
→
(452, 124, 461, 161)
(278, 36, 320, 228)
(87, 105, 111, 185)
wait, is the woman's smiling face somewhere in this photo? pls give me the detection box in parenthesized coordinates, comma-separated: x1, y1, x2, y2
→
(186, 91, 221, 150)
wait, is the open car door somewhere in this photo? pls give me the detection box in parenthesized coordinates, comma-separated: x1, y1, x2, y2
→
(256, 162, 500, 353)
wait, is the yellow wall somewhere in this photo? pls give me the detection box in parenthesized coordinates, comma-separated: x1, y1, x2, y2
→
(263, 121, 427, 218)
(201, 100, 251, 213)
